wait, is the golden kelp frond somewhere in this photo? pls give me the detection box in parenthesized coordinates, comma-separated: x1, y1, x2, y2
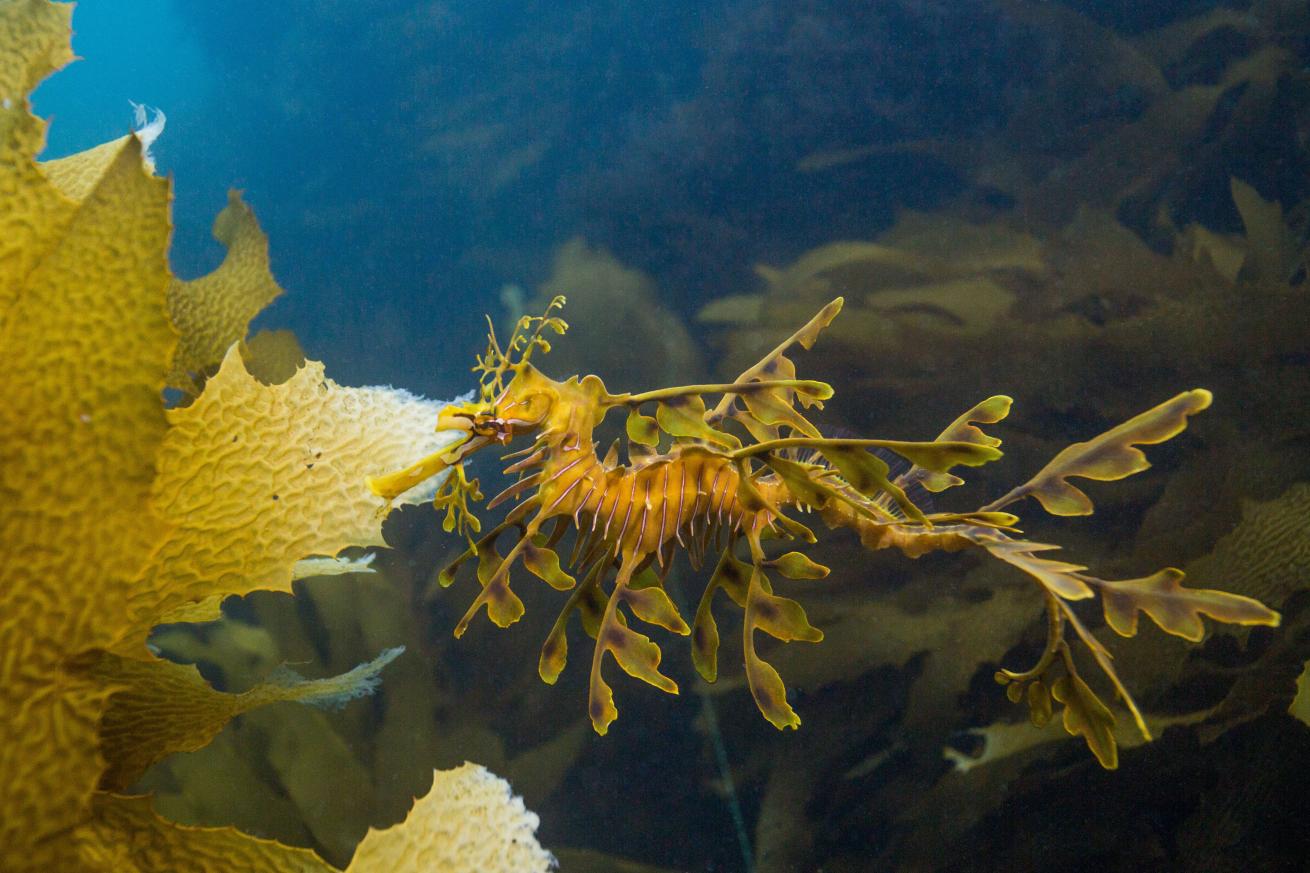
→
(84, 646, 403, 791)
(0, 0, 69, 103)
(73, 794, 336, 873)
(1186, 483, 1310, 612)
(138, 559, 582, 868)
(861, 277, 1016, 337)
(703, 166, 1310, 448)
(2, 5, 549, 868)
(40, 134, 138, 201)
(74, 765, 552, 873)
(0, 115, 175, 858)
(754, 241, 931, 300)
(168, 190, 286, 391)
(986, 389, 1213, 516)
(347, 764, 555, 873)
(135, 348, 461, 646)
(714, 216, 1043, 346)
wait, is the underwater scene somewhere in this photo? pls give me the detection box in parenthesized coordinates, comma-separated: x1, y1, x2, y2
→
(4, 0, 1310, 870)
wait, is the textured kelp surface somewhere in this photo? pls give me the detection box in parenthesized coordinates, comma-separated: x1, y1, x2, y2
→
(0, 3, 550, 870)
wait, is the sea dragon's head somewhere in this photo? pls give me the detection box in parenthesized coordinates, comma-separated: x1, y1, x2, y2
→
(368, 298, 569, 537)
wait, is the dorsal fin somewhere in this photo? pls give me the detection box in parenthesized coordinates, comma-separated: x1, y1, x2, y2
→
(627, 441, 657, 465)
(602, 438, 621, 468)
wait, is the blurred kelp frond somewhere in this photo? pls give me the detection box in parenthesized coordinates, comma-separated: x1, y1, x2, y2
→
(517, 236, 703, 389)
(704, 177, 1309, 436)
(144, 557, 680, 870)
(0, 3, 550, 871)
(786, 0, 1310, 233)
(696, 183, 1308, 832)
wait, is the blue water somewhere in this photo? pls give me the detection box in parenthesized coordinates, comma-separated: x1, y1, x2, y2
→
(34, 1, 710, 397)
(33, 1, 218, 265)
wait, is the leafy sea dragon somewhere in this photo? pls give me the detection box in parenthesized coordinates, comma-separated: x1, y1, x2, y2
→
(371, 296, 1279, 768)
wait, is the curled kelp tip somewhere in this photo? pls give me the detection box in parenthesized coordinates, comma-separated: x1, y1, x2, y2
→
(267, 645, 406, 711)
(129, 100, 166, 172)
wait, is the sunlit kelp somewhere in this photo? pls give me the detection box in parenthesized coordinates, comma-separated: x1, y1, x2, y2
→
(0, 3, 550, 870)
(375, 295, 1276, 768)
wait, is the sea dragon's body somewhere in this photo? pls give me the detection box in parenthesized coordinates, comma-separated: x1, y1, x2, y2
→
(373, 297, 1278, 768)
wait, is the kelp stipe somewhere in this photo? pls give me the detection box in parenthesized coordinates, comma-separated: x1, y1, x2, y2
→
(376, 296, 1279, 767)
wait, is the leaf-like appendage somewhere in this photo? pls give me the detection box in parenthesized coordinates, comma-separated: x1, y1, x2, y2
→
(1026, 679, 1054, 728)
(692, 548, 756, 683)
(1096, 568, 1280, 641)
(742, 569, 820, 730)
(734, 460, 776, 514)
(764, 455, 832, 508)
(623, 585, 690, 635)
(793, 297, 846, 350)
(585, 567, 684, 734)
(521, 539, 575, 591)
(539, 616, 569, 685)
(901, 395, 1012, 492)
(454, 540, 525, 636)
(711, 298, 844, 422)
(745, 647, 801, 731)
(538, 564, 608, 685)
(978, 535, 1094, 600)
(691, 586, 722, 683)
(587, 617, 676, 735)
(735, 357, 830, 438)
(819, 446, 927, 524)
(87, 646, 402, 791)
(607, 621, 679, 695)
(1052, 673, 1119, 769)
(714, 551, 752, 607)
(874, 439, 1003, 476)
(768, 551, 830, 580)
(656, 394, 740, 448)
(625, 408, 659, 446)
(991, 389, 1211, 516)
(749, 587, 823, 644)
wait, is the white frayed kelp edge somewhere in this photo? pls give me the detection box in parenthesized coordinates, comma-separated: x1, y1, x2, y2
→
(292, 552, 378, 580)
(130, 100, 166, 172)
(266, 645, 406, 711)
(365, 387, 476, 505)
